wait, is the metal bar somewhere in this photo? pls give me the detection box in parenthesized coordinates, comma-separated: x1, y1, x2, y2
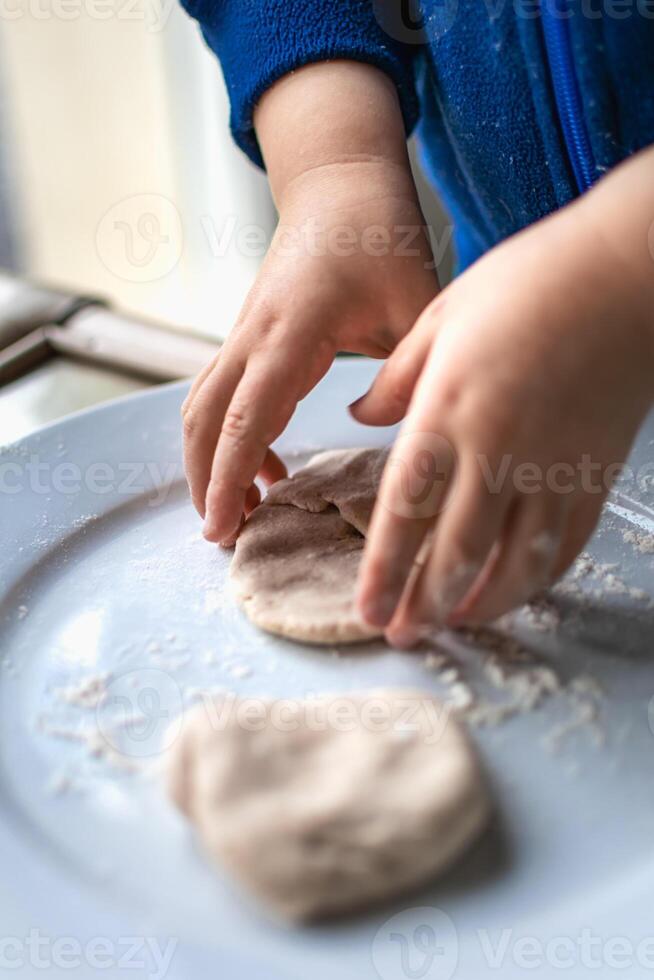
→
(0, 327, 52, 385)
(0, 269, 105, 351)
(46, 306, 218, 382)
(0, 271, 219, 386)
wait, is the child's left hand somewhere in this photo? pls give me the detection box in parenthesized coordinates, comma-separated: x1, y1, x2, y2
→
(353, 152, 654, 646)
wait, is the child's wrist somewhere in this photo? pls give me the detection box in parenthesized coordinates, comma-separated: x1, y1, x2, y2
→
(277, 155, 420, 219)
(254, 60, 413, 209)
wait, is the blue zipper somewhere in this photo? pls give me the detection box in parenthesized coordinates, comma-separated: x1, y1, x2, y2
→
(541, 0, 597, 194)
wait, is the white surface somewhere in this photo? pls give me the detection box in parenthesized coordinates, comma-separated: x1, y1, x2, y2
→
(1, 359, 654, 979)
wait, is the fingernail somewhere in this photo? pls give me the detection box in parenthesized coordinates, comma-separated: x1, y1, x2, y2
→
(360, 594, 396, 627)
(348, 391, 369, 415)
(202, 522, 216, 541)
(218, 526, 239, 548)
(217, 515, 245, 548)
(203, 517, 225, 542)
(446, 608, 468, 628)
(387, 626, 420, 650)
(435, 562, 481, 622)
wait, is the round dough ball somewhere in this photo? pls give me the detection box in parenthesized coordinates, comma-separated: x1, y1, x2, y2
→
(168, 689, 491, 921)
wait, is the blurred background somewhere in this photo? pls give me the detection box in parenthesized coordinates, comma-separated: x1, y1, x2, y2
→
(0, 0, 274, 333)
(0, 0, 452, 438)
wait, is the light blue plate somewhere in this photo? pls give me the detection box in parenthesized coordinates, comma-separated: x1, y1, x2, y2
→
(1, 359, 653, 979)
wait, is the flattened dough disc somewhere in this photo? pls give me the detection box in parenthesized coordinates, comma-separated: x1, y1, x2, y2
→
(230, 449, 388, 644)
(168, 689, 491, 921)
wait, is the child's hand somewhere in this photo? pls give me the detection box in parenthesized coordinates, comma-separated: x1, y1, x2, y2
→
(183, 166, 436, 544)
(182, 62, 437, 544)
(355, 152, 654, 645)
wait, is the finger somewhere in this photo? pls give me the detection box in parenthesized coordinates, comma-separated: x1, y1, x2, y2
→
(221, 445, 288, 547)
(182, 350, 245, 518)
(181, 349, 221, 416)
(220, 512, 246, 550)
(453, 493, 567, 625)
(258, 447, 287, 488)
(222, 428, 288, 548)
(220, 483, 263, 548)
(203, 356, 299, 543)
(357, 425, 456, 627)
(349, 302, 441, 427)
(244, 482, 261, 516)
(550, 494, 605, 580)
(385, 458, 511, 647)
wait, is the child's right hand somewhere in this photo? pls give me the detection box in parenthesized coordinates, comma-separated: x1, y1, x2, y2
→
(182, 62, 438, 545)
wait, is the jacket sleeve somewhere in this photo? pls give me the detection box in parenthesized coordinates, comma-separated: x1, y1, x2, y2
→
(180, 0, 420, 168)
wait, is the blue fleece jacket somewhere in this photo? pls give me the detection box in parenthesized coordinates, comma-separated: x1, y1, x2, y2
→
(180, 0, 654, 270)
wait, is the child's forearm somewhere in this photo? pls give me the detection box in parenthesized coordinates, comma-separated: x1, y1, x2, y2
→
(253, 61, 417, 210)
(575, 144, 654, 364)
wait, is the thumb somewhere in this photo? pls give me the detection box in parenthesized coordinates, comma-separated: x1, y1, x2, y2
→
(349, 313, 436, 427)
